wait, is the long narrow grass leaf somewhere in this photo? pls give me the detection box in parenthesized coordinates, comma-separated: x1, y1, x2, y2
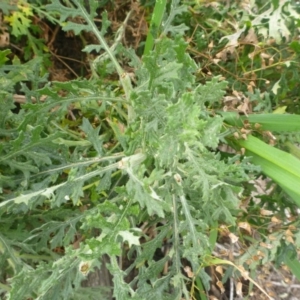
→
(143, 0, 167, 56)
(237, 135, 300, 205)
(284, 255, 300, 281)
(221, 112, 300, 132)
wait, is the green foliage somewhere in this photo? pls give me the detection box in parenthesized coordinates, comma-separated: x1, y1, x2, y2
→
(188, 0, 300, 113)
(1, 0, 300, 299)
(1, 1, 51, 67)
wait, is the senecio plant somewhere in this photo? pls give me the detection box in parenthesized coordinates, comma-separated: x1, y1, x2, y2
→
(1, 0, 300, 299)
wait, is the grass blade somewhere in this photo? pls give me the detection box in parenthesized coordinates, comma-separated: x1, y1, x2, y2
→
(237, 135, 300, 206)
(143, 0, 167, 56)
(284, 255, 300, 281)
(221, 112, 300, 132)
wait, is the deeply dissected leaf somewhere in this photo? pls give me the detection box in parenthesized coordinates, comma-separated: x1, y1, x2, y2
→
(118, 230, 141, 247)
(0, 49, 11, 66)
(4, 0, 298, 299)
(4, 2, 33, 37)
(80, 118, 103, 155)
(8, 255, 83, 300)
(252, 1, 299, 43)
(27, 214, 82, 250)
(0, 162, 119, 211)
(161, 0, 188, 36)
(45, 0, 98, 24)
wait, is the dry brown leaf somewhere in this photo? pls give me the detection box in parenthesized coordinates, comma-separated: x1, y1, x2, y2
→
(183, 266, 194, 278)
(260, 52, 271, 59)
(220, 224, 230, 236)
(216, 280, 225, 294)
(252, 255, 261, 261)
(247, 81, 256, 93)
(238, 265, 249, 280)
(232, 90, 241, 99)
(215, 44, 237, 61)
(236, 281, 243, 297)
(223, 95, 239, 103)
(284, 277, 291, 284)
(282, 265, 290, 272)
(271, 216, 282, 224)
(288, 225, 296, 231)
(260, 209, 273, 216)
(215, 266, 223, 275)
(212, 58, 221, 64)
(265, 281, 273, 288)
(248, 51, 257, 60)
(233, 132, 240, 139)
(257, 250, 265, 258)
(0, 31, 9, 47)
(242, 28, 258, 44)
(237, 98, 251, 115)
(268, 234, 277, 241)
(247, 84, 254, 93)
(286, 236, 294, 244)
(268, 291, 277, 298)
(258, 274, 265, 280)
(238, 222, 252, 234)
(260, 242, 273, 249)
(263, 131, 276, 141)
(254, 123, 262, 129)
(219, 249, 229, 256)
(240, 128, 251, 135)
(228, 232, 239, 243)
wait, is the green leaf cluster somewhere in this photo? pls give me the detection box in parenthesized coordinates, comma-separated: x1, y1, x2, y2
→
(1, 0, 300, 299)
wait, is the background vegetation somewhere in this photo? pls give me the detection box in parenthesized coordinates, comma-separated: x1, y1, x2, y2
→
(1, 0, 300, 299)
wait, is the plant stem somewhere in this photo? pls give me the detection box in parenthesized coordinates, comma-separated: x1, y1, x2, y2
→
(74, 1, 135, 122)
